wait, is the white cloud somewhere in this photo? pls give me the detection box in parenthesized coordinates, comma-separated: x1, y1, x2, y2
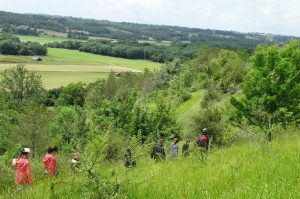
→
(0, 0, 299, 36)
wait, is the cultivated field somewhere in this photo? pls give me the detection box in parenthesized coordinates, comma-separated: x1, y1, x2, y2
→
(18, 35, 70, 44)
(0, 48, 162, 89)
(37, 71, 109, 89)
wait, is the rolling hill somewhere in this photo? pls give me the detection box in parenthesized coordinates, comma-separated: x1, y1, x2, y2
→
(1, 11, 299, 48)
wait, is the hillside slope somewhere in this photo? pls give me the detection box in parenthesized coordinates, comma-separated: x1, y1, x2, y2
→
(1, 131, 299, 198)
(1, 11, 299, 48)
(125, 132, 300, 198)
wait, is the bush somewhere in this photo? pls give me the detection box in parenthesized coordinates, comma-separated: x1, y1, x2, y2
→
(201, 80, 222, 108)
(192, 107, 225, 145)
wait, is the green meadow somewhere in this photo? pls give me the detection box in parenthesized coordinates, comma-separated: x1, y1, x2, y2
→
(37, 72, 109, 89)
(0, 48, 162, 89)
(18, 35, 69, 44)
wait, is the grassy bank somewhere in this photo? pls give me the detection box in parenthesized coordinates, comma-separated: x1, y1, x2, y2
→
(1, 131, 299, 199)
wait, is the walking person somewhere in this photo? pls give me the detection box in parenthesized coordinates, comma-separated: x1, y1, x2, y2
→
(182, 139, 190, 157)
(197, 128, 210, 150)
(151, 139, 166, 161)
(170, 138, 179, 159)
(12, 148, 32, 186)
(71, 152, 80, 172)
(43, 146, 58, 177)
(124, 148, 136, 168)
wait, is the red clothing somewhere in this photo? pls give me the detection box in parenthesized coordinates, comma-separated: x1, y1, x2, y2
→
(15, 158, 32, 185)
(43, 154, 57, 176)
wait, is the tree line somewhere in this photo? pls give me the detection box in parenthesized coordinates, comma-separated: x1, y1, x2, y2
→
(48, 40, 200, 62)
(0, 34, 47, 55)
(2, 25, 39, 36)
(1, 11, 299, 49)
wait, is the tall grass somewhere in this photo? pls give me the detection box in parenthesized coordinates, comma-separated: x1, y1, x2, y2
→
(124, 132, 300, 198)
(1, 132, 299, 199)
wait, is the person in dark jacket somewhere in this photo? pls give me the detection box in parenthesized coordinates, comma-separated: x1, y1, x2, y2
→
(124, 148, 136, 168)
(151, 139, 166, 161)
(182, 139, 190, 157)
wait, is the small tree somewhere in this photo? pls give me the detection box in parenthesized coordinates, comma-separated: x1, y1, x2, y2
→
(231, 41, 300, 139)
(0, 64, 45, 108)
(14, 101, 52, 157)
(49, 106, 87, 152)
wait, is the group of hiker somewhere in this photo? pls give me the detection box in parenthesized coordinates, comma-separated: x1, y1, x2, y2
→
(12, 146, 80, 186)
(150, 128, 210, 161)
(11, 128, 210, 186)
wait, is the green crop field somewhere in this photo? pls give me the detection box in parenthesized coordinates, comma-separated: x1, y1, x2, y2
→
(18, 35, 70, 44)
(0, 48, 161, 70)
(0, 48, 162, 89)
(37, 71, 109, 89)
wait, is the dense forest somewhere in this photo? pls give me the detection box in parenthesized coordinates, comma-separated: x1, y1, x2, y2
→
(1, 39, 300, 198)
(1, 11, 300, 48)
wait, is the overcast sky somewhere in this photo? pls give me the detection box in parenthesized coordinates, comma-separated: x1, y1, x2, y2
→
(0, 0, 300, 36)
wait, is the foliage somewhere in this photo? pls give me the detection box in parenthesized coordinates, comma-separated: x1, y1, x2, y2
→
(231, 41, 300, 133)
(48, 106, 87, 152)
(0, 34, 47, 55)
(208, 49, 248, 92)
(55, 82, 86, 107)
(1, 11, 299, 48)
(13, 102, 52, 158)
(48, 40, 199, 63)
(0, 64, 46, 108)
(3, 24, 39, 36)
(192, 107, 225, 145)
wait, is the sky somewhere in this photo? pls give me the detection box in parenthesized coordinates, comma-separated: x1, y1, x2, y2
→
(0, 0, 300, 36)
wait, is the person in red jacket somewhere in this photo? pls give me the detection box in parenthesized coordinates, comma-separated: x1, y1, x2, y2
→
(43, 146, 58, 176)
(12, 148, 32, 185)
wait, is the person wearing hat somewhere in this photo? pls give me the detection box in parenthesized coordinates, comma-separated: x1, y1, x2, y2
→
(12, 148, 32, 185)
(197, 128, 210, 150)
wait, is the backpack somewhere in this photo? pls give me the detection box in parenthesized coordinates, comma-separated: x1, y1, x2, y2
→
(197, 134, 208, 146)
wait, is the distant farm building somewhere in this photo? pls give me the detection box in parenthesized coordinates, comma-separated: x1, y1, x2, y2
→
(31, 57, 42, 61)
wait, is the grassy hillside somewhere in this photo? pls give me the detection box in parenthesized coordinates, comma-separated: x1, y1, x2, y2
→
(125, 132, 300, 199)
(1, 131, 299, 198)
(0, 48, 162, 88)
(175, 91, 204, 136)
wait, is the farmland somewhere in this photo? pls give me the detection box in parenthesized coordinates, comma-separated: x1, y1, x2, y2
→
(0, 48, 162, 89)
(18, 35, 70, 44)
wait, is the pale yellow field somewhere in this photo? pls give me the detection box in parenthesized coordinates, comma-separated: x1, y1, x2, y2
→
(0, 64, 142, 73)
